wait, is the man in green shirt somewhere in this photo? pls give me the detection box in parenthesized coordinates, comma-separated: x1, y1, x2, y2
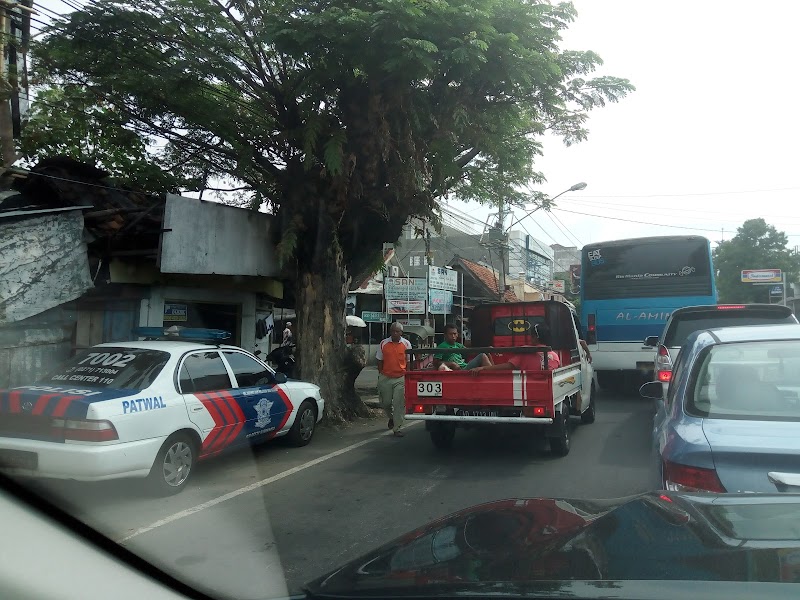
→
(434, 323, 494, 371)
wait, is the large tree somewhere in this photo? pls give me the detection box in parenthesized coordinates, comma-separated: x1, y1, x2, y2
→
(713, 218, 800, 303)
(18, 85, 207, 191)
(35, 0, 633, 420)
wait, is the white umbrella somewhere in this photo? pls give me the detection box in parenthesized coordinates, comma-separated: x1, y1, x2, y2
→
(346, 315, 367, 327)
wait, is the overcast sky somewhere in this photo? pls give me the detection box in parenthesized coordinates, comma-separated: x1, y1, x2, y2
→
(37, 0, 800, 252)
(452, 0, 800, 251)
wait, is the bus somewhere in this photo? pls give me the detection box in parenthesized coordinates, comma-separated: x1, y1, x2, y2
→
(579, 235, 716, 388)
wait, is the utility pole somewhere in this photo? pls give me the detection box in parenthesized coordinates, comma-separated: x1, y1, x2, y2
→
(497, 197, 508, 301)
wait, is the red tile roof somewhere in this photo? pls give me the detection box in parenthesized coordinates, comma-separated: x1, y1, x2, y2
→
(456, 257, 518, 302)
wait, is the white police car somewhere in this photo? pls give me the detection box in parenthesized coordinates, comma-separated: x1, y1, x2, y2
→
(0, 328, 325, 494)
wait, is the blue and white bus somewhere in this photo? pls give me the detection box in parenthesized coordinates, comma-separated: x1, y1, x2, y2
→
(579, 235, 716, 386)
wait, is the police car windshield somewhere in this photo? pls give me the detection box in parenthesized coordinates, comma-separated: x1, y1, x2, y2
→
(41, 348, 170, 390)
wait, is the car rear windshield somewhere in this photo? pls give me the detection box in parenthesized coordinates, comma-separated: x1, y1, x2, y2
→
(41, 348, 171, 390)
(664, 310, 796, 347)
(687, 341, 800, 421)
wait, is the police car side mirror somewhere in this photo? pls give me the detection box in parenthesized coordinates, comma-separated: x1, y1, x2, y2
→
(644, 336, 659, 347)
(274, 372, 288, 384)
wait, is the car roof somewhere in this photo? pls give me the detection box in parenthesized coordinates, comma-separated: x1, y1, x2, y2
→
(703, 323, 800, 344)
(93, 341, 245, 354)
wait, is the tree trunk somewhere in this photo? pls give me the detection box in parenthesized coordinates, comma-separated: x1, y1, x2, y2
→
(294, 251, 369, 423)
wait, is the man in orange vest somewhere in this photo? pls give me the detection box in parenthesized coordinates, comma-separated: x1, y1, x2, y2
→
(376, 322, 413, 437)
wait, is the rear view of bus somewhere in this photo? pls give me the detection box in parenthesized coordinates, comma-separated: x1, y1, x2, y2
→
(579, 236, 716, 388)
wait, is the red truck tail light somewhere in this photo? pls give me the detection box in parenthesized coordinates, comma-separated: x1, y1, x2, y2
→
(663, 460, 726, 493)
(413, 404, 427, 414)
(658, 370, 672, 382)
(532, 407, 546, 417)
(52, 418, 119, 442)
(524, 406, 548, 418)
(655, 345, 672, 384)
(587, 314, 597, 344)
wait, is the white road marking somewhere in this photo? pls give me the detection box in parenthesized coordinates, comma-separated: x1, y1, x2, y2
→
(119, 422, 421, 542)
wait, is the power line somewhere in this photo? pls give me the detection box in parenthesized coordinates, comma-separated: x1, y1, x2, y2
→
(552, 207, 722, 233)
(575, 186, 800, 199)
(549, 210, 584, 247)
(543, 210, 580, 248)
(560, 197, 800, 226)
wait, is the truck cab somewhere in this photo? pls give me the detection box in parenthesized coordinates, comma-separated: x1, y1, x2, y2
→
(405, 301, 595, 455)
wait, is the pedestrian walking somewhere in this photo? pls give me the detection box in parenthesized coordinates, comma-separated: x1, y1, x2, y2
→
(376, 322, 412, 437)
(282, 321, 293, 347)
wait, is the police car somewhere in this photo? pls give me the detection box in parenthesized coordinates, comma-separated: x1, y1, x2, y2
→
(0, 327, 325, 494)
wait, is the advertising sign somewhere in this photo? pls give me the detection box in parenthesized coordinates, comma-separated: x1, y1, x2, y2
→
(163, 303, 188, 322)
(428, 266, 458, 292)
(385, 277, 427, 301)
(741, 269, 782, 283)
(387, 299, 426, 314)
(429, 289, 453, 314)
(770, 285, 784, 297)
(361, 311, 389, 322)
(549, 280, 566, 293)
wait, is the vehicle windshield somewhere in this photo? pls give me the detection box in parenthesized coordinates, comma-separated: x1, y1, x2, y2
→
(4, 0, 800, 597)
(40, 348, 170, 390)
(664, 311, 797, 347)
(688, 342, 800, 421)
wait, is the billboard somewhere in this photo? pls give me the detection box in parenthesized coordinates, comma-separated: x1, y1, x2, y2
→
(428, 266, 458, 292)
(385, 277, 427, 301)
(387, 299, 426, 314)
(741, 269, 782, 283)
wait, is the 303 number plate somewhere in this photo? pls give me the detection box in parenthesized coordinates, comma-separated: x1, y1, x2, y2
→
(417, 381, 442, 396)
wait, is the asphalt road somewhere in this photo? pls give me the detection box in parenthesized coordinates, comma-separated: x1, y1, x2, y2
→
(22, 386, 655, 600)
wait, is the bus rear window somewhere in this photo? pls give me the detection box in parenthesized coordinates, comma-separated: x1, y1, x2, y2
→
(42, 348, 170, 390)
(582, 238, 712, 300)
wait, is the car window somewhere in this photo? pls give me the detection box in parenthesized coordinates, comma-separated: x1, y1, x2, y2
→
(664, 311, 796, 347)
(179, 352, 232, 393)
(223, 351, 274, 387)
(687, 341, 800, 420)
(42, 348, 169, 390)
(665, 347, 689, 407)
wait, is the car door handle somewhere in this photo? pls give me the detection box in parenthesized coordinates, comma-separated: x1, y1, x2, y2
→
(191, 406, 204, 412)
(768, 472, 800, 489)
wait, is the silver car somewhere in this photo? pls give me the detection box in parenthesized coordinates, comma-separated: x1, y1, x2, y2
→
(640, 324, 800, 493)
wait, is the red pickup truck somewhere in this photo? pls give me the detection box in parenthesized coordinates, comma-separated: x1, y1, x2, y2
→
(404, 301, 595, 455)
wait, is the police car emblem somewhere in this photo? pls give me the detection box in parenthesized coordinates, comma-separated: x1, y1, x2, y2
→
(255, 397, 274, 428)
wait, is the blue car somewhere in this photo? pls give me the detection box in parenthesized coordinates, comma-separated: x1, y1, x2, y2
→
(640, 324, 800, 493)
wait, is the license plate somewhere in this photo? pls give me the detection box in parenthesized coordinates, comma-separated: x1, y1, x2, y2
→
(455, 409, 498, 417)
(417, 381, 442, 397)
(0, 450, 37, 470)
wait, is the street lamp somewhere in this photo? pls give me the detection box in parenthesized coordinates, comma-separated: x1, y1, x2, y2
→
(506, 182, 587, 232)
(497, 182, 587, 301)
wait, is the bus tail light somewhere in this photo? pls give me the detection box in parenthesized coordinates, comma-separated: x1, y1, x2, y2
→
(587, 314, 597, 344)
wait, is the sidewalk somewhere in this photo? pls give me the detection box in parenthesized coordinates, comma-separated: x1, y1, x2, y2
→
(355, 365, 380, 408)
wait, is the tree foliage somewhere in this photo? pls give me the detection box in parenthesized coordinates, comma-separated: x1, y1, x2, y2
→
(18, 86, 208, 191)
(713, 219, 799, 303)
(33, 0, 633, 420)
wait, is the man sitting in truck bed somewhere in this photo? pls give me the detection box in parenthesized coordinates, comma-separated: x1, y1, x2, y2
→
(470, 323, 561, 374)
(434, 323, 493, 371)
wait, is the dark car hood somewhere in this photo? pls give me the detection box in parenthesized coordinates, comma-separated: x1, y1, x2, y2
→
(305, 493, 800, 598)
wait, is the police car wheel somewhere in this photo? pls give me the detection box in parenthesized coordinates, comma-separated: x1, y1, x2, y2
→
(286, 401, 317, 447)
(149, 433, 195, 495)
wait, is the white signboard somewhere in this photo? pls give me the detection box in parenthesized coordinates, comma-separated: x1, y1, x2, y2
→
(549, 280, 566, 293)
(741, 269, 782, 283)
(385, 277, 427, 301)
(428, 266, 458, 292)
(429, 289, 453, 314)
(387, 299, 426, 314)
